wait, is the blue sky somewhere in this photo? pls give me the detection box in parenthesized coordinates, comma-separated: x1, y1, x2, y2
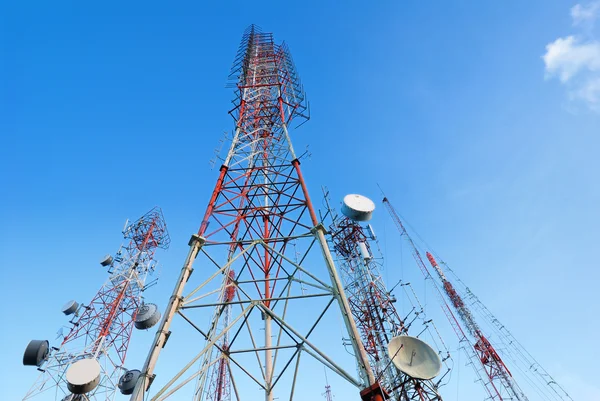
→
(1, 1, 599, 400)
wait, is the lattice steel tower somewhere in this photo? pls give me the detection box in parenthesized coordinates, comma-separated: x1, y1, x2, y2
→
(129, 25, 384, 401)
(22, 207, 170, 401)
(382, 196, 571, 401)
(325, 194, 450, 400)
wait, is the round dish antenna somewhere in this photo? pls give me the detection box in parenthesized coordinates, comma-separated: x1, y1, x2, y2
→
(341, 194, 375, 221)
(23, 339, 49, 367)
(118, 369, 141, 395)
(100, 254, 113, 267)
(62, 300, 79, 316)
(134, 303, 161, 330)
(387, 336, 441, 380)
(66, 358, 101, 394)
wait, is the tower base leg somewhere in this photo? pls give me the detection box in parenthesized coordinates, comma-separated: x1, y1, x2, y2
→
(360, 382, 386, 401)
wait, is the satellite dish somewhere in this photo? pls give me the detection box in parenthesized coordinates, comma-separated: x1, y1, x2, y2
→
(23, 339, 49, 367)
(134, 303, 161, 330)
(387, 336, 441, 380)
(100, 254, 113, 267)
(118, 369, 141, 395)
(66, 358, 101, 394)
(341, 194, 375, 222)
(62, 300, 79, 316)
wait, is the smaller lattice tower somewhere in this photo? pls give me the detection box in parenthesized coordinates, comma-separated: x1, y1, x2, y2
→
(325, 193, 451, 401)
(194, 270, 237, 401)
(22, 207, 170, 401)
(382, 194, 573, 401)
(323, 369, 334, 401)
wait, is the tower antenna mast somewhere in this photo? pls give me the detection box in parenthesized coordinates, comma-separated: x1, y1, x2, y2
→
(324, 192, 451, 400)
(129, 25, 384, 401)
(23, 207, 170, 401)
(381, 195, 528, 400)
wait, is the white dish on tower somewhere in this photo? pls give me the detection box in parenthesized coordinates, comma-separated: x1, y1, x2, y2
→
(387, 335, 441, 380)
(341, 194, 375, 222)
(66, 358, 101, 394)
(118, 369, 141, 395)
(23, 339, 49, 367)
(62, 300, 79, 316)
(135, 303, 161, 330)
(100, 254, 113, 267)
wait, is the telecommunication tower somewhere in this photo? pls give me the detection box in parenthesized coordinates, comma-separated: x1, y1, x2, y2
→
(128, 25, 385, 401)
(323, 368, 334, 401)
(425, 252, 527, 401)
(196, 270, 237, 401)
(382, 196, 573, 401)
(325, 193, 449, 400)
(444, 271, 574, 401)
(22, 207, 170, 401)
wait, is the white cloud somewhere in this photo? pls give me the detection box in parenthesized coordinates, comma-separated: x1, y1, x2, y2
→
(543, 36, 600, 82)
(543, 3, 600, 112)
(571, 1, 600, 26)
(572, 77, 600, 109)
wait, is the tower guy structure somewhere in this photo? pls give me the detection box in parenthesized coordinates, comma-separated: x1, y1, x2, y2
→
(23, 207, 170, 401)
(325, 193, 450, 401)
(129, 25, 385, 401)
(382, 196, 574, 401)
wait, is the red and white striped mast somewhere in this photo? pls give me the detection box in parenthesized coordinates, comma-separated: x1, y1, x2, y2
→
(22, 207, 170, 401)
(129, 25, 383, 401)
(382, 196, 528, 400)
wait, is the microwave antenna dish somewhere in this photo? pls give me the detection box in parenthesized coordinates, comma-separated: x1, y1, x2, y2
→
(387, 336, 442, 380)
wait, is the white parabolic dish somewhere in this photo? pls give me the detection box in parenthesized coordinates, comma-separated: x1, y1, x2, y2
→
(61, 300, 79, 315)
(341, 194, 375, 221)
(387, 336, 441, 380)
(66, 358, 101, 394)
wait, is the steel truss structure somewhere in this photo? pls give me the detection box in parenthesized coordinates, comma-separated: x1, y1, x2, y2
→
(425, 252, 527, 401)
(446, 272, 574, 401)
(23, 207, 170, 401)
(383, 197, 528, 401)
(129, 25, 383, 401)
(324, 197, 450, 401)
(197, 270, 237, 401)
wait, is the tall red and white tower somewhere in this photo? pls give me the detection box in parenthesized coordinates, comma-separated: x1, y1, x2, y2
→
(22, 207, 170, 401)
(128, 25, 385, 401)
(382, 195, 573, 401)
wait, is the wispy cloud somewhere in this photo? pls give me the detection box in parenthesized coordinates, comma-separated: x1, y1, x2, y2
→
(543, 36, 600, 82)
(571, 1, 600, 26)
(543, 2, 600, 111)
